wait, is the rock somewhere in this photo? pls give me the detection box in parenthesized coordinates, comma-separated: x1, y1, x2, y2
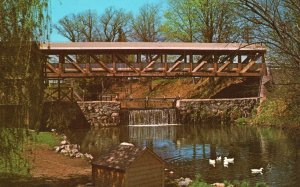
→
(71, 148, 79, 154)
(60, 140, 67, 145)
(212, 183, 225, 187)
(84, 153, 93, 160)
(75, 153, 84, 158)
(64, 144, 71, 151)
(54, 146, 61, 153)
(60, 149, 69, 155)
(176, 177, 193, 187)
(72, 144, 79, 150)
(111, 112, 119, 117)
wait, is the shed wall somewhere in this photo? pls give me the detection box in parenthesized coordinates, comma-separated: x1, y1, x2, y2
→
(93, 166, 125, 187)
(125, 151, 164, 187)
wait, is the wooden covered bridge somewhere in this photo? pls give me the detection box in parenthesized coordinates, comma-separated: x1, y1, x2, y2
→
(40, 42, 267, 103)
(40, 42, 266, 78)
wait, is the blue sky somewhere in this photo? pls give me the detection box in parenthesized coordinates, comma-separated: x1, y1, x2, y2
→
(50, 0, 167, 42)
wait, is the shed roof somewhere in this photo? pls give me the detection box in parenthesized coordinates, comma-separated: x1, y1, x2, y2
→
(92, 143, 164, 171)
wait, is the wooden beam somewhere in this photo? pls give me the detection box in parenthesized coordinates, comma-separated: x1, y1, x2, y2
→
(240, 61, 255, 73)
(91, 55, 113, 73)
(112, 54, 117, 73)
(116, 55, 140, 74)
(217, 61, 231, 72)
(142, 61, 156, 72)
(192, 61, 207, 72)
(66, 55, 75, 62)
(71, 62, 86, 73)
(167, 61, 182, 72)
(46, 63, 59, 74)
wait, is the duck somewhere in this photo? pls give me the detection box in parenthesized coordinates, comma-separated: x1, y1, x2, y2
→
(224, 157, 234, 163)
(251, 168, 263, 173)
(209, 159, 216, 167)
(223, 160, 229, 168)
(216, 156, 222, 161)
(209, 159, 216, 164)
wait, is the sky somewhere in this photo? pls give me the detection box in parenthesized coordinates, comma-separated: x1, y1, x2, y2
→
(50, 0, 167, 42)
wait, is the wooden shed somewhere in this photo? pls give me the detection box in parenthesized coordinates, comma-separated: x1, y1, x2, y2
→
(92, 143, 165, 187)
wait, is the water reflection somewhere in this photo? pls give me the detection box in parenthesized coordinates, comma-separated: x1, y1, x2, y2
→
(68, 124, 299, 186)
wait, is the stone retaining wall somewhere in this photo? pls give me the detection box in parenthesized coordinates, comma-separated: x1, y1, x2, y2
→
(77, 101, 121, 127)
(176, 98, 259, 123)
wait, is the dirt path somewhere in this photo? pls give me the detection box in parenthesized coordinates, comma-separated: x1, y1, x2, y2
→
(28, 145, 92, 186)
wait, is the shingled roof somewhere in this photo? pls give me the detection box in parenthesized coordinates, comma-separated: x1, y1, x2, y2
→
(92, 143, 164, 171)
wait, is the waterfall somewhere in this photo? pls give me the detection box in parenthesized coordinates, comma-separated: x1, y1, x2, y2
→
(129, 109, 178, 126)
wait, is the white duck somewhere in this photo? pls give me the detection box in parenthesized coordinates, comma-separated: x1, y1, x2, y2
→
(216, 156, 222, 162)
(251, 168, 263, 173)
(209, 159, 216, 167)
(223, 160, 229, 168)
(224, 157, 234, 163)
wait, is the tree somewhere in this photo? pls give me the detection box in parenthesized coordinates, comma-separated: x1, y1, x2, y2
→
(238, 0, 300, 126)
(130, 3, 162, 42)
(77, 10, 101, 41)
(0, 0, 48, 174)
(99, 7, 132, 42)
(162, 0, 199, 42)
(239, 0, 300, 69)
(54, 14, 82, 42)
(55, 10, 100, 42)
(162, 0, 239, 42)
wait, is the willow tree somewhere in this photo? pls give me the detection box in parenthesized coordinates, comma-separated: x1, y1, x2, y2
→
(0, 0, 49, 175)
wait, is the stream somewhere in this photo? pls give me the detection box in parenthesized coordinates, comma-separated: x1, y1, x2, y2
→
(66, 123, 299, 186)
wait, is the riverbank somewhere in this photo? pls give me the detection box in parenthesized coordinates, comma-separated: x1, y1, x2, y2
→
(0, 132, 92, 187)
(29, 132, 92, 185)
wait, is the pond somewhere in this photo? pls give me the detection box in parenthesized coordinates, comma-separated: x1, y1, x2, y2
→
(67, 124, 299, 186)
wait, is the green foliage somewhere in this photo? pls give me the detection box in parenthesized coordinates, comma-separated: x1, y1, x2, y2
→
(0, 0, 48, 175)
(188, 175, 211, 187)
(235, 117, 249, 126)
(251, 84, 300, 127)
(255, 182, 268, 187)
(0, 128, 30, 176)
(30, 132, 59, 147)
(188, 174, 269, 187)
(224, 180, 251, 187)
(163, 0, 240, 42)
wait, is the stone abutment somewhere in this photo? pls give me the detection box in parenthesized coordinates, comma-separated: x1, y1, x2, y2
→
(176, 98, 259, 123)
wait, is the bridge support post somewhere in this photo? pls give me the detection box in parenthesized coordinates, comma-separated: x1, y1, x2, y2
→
(58, 79, 61, 101)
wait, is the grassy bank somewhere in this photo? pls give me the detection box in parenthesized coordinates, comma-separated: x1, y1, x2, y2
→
(0, 130, 60, 176)
(235, 93, 300, 133)
(188, 175, 268, 187)
(29, 131, 60, 147)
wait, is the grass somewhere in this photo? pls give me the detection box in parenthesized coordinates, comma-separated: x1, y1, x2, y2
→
(188, 175, 269, 187)
(30, 131, 60, 147)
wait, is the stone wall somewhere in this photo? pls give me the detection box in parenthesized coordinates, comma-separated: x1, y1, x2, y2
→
(176, 98, 259, 123)
(77, 101, 121, 127)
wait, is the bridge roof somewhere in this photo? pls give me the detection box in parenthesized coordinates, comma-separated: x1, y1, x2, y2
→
(39, 42, 266, 54)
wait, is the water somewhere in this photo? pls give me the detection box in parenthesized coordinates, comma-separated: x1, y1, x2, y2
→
(128, 109, 177, 126)
(67, 124, 300, 186)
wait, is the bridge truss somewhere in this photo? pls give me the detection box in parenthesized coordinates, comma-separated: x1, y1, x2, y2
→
(39, 42, 266, 78)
